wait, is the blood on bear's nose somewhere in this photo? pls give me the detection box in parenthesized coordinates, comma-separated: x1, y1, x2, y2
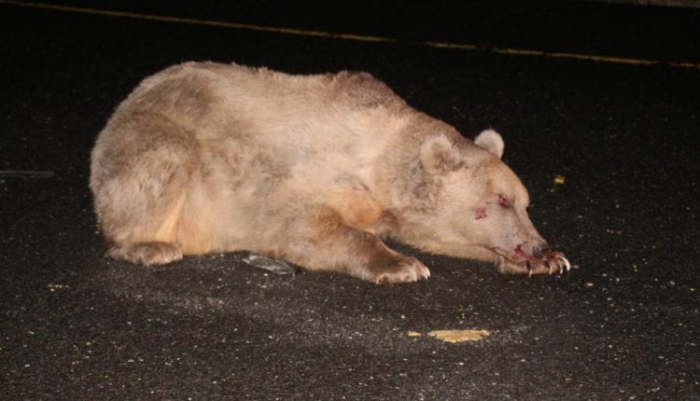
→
(532, 243, 550, 259)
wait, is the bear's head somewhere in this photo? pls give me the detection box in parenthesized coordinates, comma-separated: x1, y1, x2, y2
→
(400, 129, 569, 275)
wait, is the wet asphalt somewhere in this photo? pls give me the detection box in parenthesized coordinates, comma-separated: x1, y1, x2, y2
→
(1, 1, 699, 400)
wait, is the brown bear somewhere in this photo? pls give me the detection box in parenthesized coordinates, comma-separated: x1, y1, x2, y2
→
(90, 62, 570, 284)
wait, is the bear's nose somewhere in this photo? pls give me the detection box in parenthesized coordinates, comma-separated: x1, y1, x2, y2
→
(532, 243, 550, 259)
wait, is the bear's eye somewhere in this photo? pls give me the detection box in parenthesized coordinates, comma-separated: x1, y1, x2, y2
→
(497, 194, 511, 208)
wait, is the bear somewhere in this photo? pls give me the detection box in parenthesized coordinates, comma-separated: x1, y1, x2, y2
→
(90, 61, 570, 284)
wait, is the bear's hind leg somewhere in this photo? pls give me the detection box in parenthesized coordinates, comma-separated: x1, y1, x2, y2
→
(107, 241, 183, 266)
(91, 116, 197, 266)
(101, 179, 189, 267)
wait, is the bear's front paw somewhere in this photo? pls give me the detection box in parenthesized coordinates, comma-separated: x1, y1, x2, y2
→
(372, 256, 431, 284)
(499, 250, 571, 276)
(539, 250, 572, 275)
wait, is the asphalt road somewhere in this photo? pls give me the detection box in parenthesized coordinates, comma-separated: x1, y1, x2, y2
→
(2, 1, 699, 400)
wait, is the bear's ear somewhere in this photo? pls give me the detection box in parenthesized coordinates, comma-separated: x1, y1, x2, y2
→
(420, 134, 462, 173)
(474, 129, 504, 159)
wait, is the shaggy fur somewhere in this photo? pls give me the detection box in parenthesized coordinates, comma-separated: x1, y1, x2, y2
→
(90, 62, 568, 283)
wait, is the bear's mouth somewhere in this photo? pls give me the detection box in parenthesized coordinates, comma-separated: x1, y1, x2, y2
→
(489, 246, 571, 276)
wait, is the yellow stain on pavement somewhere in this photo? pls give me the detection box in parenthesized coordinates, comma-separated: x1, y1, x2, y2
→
(427, 329, 491, 343)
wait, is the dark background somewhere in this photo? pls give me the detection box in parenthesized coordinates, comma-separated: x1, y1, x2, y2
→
(1, 1, 698, 400)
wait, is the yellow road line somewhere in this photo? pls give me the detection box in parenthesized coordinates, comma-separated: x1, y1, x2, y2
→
(425, 41, 479, 51)
(428, 42, 695, 68)
(491, 48, 548, 57)
(548, 52, 658, 66)
(4, 0, 700, 70)
(2, 0, 395, 43)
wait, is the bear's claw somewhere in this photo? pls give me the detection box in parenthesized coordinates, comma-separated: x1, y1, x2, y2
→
(543, 250, 571, 275)
(374, 257, 431, 284)
(499, 249, 572, 276)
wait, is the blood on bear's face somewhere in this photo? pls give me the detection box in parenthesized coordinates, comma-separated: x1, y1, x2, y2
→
(411, 130, 570, 276)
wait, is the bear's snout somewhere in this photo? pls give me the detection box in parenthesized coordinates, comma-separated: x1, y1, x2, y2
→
(532, 243, 550, 259)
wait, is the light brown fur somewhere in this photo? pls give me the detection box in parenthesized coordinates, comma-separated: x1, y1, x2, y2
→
(90, 62, 568, 283)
